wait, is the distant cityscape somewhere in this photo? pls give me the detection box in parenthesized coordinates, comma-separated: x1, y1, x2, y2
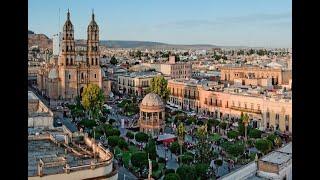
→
(28, 6, 292, 180)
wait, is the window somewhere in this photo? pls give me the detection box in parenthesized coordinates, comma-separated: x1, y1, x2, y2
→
(66, 58, 69, 65)
(275, 114, 280, 130)
(81, 73, 84, 79)
(68, 74, 71, 79)
(95, 58, 98, 65)
(94, 74, 97, 78)
(91, 58, 94, 65)
(204, 98, 207, 105)
(285, 115, 289, 131)
(266, 112, 270, 128)
(244, 103, 247, 109)
(70, 58, 73, 65)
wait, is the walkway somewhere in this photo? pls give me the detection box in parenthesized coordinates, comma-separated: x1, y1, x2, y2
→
(156, 144, 179, 170)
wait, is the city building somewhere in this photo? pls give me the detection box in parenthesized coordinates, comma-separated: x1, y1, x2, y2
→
(139, 93, 165, 137)
(117, 71, 170, 97)
(219, 142, 292, 180)
(142, 56, 192, 79)
(28, 130, 118, 180)
(220, 66, 292, 86)
(37, 10, 102, 102)
(28, 91, 54, 129)
(167, 79, 292, 134)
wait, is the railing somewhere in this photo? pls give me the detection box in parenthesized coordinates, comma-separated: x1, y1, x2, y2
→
(229, 106, 262, 114)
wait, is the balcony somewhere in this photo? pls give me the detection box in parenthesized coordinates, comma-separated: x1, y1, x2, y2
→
(229, 106, 262, 114)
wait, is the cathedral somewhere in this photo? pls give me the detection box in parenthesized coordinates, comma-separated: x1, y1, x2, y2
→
(37, 10, 102, 101)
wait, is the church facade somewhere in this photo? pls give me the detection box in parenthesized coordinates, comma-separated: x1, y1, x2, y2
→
(37, 10, 102, 101)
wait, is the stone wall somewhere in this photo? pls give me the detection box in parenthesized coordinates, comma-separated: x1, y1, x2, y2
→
(29, 165, 117, 180)
(257, 161, 279, 174)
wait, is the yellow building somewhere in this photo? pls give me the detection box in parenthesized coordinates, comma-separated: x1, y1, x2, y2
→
(167, 79, 292, 134)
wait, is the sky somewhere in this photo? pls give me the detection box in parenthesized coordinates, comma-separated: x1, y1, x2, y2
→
(28, 0, 292, 48)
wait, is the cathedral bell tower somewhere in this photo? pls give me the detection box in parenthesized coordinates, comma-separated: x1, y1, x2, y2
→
(59, 9, 76, 66)
(87, 10, 99, 67)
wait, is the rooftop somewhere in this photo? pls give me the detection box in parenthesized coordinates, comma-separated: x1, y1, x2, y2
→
(260, 151, 291, 165)
(123, 71, 162, 78)
(28, 139, 95, 177)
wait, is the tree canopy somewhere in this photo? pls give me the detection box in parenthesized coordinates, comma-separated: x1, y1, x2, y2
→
(110, 56, 118, 65)
(255, 139, 272, 155)
(135, 132, 149, 143)
(176, 165, 195, 180)
(131, 152, 148, 168)
(148, 76, 170, 101)
(164, 173, 181, 180)
(81, 84, 105, 121)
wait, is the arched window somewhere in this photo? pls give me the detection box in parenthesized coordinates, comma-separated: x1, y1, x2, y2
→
(81, 73, 84, 79)
(66, 45, 69, 51)
(94, 74, 97, 78)
(95, 58, 98, 65)
(66, 58, 69, 65)
(70, 58, 73, 65)
(68, 74, 71, 79)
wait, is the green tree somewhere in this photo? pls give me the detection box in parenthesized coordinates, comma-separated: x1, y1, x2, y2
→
(219, 122, 227, 130)
(170, 141, 180, 154)
(248, 129, 262, 139)
(194, 163, 209, 180)
(110, 56, 118, 65)
(126, 131, 134, 140)
(176, 165, 195, 180)
(107, 136, 120, 148)
(208, 119, 220, 132)
(255, 139, 272, 155)
(195, 125, 212, 163)
(267, 134, 277, 144)
(135, 132, 149, 144)
(164, 173, 181, 180)
(175, 55, 180, 62)
(82, 84, 105, 121)
(144, 139, 157, 160)
(181, 154, 193, 165)
(118, 138, 129, 150)
(131, 152, 148, 169)
(106, 128, 120, 137)
(79, 119, 97, 129)
(225, 142, 245, 157)
(227, 130, 239, 140)
(177, 122, 186, 164)
(148, 76, 170, 101)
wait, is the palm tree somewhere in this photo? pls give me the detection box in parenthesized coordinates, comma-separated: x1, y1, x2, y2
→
(243, 113, 249, 142)
(177, 122, 186, 165)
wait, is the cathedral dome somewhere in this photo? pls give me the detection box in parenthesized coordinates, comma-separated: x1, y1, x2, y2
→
(48, 68, 58, 79)
(141, 93, 164, 107)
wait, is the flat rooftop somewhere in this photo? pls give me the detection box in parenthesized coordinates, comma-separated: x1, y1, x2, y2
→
(260, 151, 291, 165)
(28, 139, 94, 177)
